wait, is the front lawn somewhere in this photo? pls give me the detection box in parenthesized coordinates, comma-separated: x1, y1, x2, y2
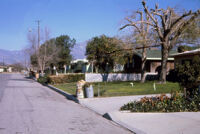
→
(53, 81, 180, 97)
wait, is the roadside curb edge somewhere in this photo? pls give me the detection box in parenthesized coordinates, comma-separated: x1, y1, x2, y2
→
(47, 84, 80, 103)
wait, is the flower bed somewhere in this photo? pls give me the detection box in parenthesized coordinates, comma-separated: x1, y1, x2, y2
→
(120, 91, 200, 112)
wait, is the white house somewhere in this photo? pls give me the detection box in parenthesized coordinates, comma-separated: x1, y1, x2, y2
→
(0, 66, 12, 73)
(0, 66, 5, 73)
(7, 67, 12, 72)
(69, 58, 93, 73)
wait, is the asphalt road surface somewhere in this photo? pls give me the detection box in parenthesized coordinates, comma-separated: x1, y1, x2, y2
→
(0, 73, 132, 134)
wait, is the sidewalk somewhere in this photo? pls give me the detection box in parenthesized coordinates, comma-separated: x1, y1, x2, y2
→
(79, 95, 200, 134)
(79, 94, 160, 115)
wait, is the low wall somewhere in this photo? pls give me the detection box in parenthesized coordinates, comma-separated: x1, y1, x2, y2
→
(85, 73, 141, 82)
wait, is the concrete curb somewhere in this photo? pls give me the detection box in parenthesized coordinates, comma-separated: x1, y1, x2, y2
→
(78, 100, 139, 134)
(79, 101, 136, 134)
(104, 111, 147, 134)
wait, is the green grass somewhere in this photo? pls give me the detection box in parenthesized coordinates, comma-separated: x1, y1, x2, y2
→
(53, 81, 180, 97)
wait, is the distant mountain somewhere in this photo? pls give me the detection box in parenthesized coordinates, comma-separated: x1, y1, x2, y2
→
(0, 41, 87, 65)
(0, 49, 26, 65)
(71, 41, 87, 59)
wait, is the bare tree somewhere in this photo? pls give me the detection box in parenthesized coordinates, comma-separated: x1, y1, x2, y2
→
(27, 30, 37, 54)
(27, 28, 60, 76)
(22, 47, 31, 70)
(27, 30, 38, 71)
(141, 0, 200, 83)
(120, 11, 153, 83)
(37, 28, 50, 76)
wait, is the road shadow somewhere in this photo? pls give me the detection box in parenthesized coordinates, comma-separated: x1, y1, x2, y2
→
(47, 85, 80, 103)
(10, 79, 33, 82)
(24, 76, 34, 79)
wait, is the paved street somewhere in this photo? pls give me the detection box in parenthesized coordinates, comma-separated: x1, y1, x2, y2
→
(0, 73, 132, 134)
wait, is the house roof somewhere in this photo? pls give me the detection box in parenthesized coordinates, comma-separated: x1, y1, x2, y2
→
(71, 58, 88, 64)
(136, 50, 176, 60)
(0, 65, 7, 68)
(170, 48, 200, 57)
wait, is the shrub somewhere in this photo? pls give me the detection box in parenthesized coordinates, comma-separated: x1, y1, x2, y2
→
(176, 55, 200, 96)
(29, 71, 36, 77)
(37, 75, 50, 84)
(48, 74, 85, 84)
(120, 91, 200, 112)
(177, 45, 193, 53)
(166, 69, 178, 82)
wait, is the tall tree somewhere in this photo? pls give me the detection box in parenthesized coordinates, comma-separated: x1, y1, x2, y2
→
(38, 38, 61, 75)
(86, 35, 122, 73)
(141, 0, 200, 83)
(55, 35, 76, 69)
(120, 11, 153, 83)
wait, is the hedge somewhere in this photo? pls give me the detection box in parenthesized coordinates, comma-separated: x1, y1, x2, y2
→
(37, 75, 49, 85)
(48, 74, 85, 84)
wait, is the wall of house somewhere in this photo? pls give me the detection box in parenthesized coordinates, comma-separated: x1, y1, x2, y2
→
(7, 67, 12, 72)
(150, 61, 161, 72)
(167, 62, 174, 71)
(149, 61, 174, 73)
(0, 68, 4, 72)
(85, 73, 141, 82)
(174, 55, 195, 67)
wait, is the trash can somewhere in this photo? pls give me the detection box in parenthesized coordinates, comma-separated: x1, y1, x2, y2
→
(85, 85, 94, 98)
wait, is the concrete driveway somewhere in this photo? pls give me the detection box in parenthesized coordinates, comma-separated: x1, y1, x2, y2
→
(0, 73, 132, 134)
(79, 95, 161, 115)
(80, 95, 200, 134)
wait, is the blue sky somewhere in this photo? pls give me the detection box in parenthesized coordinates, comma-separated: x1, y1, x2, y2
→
(0, 0, 199, 50)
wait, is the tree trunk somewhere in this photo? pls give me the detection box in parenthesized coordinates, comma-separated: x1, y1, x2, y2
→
(40, 62, 44, 77)
(141, 48, 147, 83)
(184, 88, 187, 98)
(64, 65, 66, 74)
(159, 45, 169, 84)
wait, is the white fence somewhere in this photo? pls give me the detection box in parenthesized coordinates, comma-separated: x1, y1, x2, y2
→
(85, 73, 141, 82)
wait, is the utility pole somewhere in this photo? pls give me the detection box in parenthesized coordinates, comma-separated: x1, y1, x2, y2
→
(35, 20, 41, 74)
(2, 56, 4, 66)
(36, 20, 40, 49)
